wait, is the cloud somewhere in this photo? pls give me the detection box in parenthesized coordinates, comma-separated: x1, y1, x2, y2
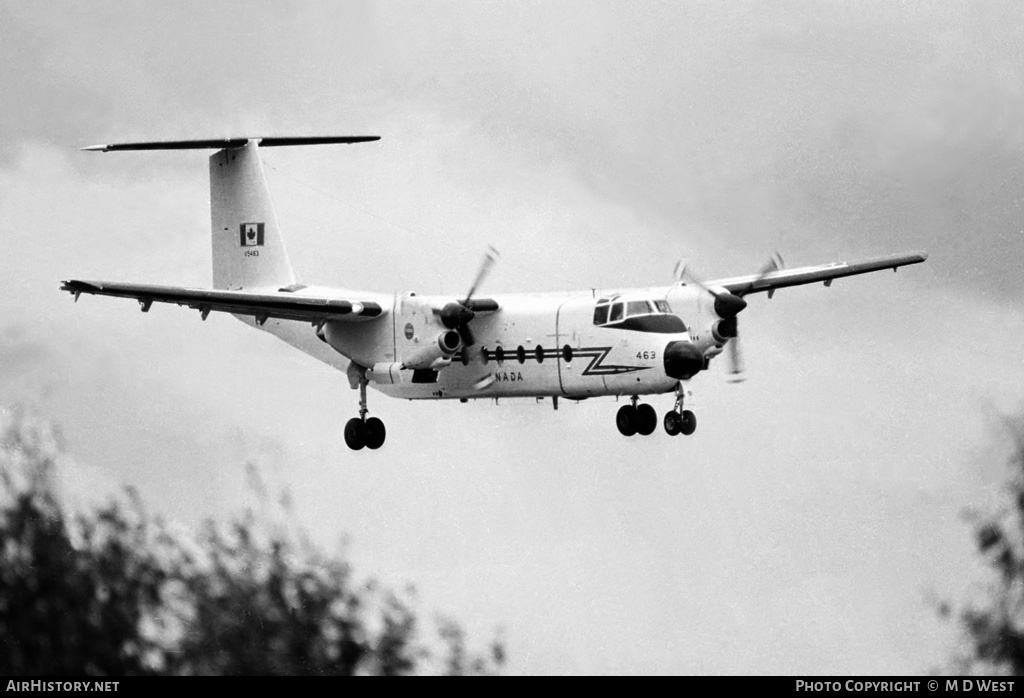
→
(3, 2, 1024, 674)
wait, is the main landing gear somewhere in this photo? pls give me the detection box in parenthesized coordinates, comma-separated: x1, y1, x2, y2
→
(344, 375, 386, 451)
(616, 397, 658, 437)
(615, 386, 696, 438)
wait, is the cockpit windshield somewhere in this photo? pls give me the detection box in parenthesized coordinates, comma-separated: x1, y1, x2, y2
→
(626, 300, 651, 316)
(592, 296, 686, 333)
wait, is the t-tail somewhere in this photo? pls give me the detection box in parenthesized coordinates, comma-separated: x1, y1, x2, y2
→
(82, 136, 380, 291)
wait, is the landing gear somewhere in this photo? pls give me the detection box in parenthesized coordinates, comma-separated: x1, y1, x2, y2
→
(616, 397, 658, 437)
(344, 417, 367, 450)
(616, 384, 698, 439)
(635, 404, 657, 436)
(345, 374, 387, 451)
(364, 417, 386, 449)
(616, 404, 638, 437)
(679, 410, 696, 436)
(664, 382, 696, 437)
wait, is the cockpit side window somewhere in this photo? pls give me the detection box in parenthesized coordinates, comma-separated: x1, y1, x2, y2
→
(609, 302, 624, 322)
(655, 300, 672, 314)
(593, 304, 609, 325)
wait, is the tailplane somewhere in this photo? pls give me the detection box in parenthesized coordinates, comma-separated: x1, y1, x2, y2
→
(81, 136, 380, 290)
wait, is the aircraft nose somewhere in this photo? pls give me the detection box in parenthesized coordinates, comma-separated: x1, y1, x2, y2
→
(663, 341, 705, 380)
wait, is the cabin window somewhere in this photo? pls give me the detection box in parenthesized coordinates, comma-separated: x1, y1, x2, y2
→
(516, 345, 526, 364)
(535, 345, 544, 363)
(609, 303, 624, 322)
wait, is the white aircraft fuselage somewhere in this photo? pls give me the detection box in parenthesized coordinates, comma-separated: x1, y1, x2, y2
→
(249, 284, 714, 402)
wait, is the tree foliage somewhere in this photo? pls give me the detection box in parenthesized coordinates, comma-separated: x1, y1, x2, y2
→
(0, 411, 504, 676)
(942, 413, 1024, 675)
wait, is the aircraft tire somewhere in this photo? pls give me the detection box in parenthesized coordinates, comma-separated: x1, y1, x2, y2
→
(664, 411, 682, 436)
(635, 403, 657, 436)
(344, 417, 367, 450)
(616, 405, 638, 437)
(364, 417, 386, 450)
(680, 410, 697, 436)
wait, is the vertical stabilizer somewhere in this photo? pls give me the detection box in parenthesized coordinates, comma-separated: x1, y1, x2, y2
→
(209, 140, 296, 290)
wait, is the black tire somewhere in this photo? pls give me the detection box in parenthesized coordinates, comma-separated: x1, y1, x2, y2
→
(680, 410, 697, 436)
(616, 405, 638, 437)
(635, 403, 657, 436)
(364, 417, 386, 450)
(664, 411, 682, 436)
(344, 417, 366, 450)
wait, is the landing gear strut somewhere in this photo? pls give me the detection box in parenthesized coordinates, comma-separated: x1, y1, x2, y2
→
(344, 374, 386, 451)
(664, 383, 696, 437)
(616, 396, 658, 437)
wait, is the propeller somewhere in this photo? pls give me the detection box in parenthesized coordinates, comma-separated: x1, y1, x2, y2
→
(726, 251, 784, 382)
(726, 329, 746, 383)
(675, 252, 784, 382)
(674, 260, 747, 319)
(436, 246, 500, 347)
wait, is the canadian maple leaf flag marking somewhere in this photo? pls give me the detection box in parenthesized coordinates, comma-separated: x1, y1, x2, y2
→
(240, 222, 265, 246)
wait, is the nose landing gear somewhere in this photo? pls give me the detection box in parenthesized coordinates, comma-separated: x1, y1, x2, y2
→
(663, 410, 695, 436)
(663, 383, 696, 437)
(344, 374, 387, 451)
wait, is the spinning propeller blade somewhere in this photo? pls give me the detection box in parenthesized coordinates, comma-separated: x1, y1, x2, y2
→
(437, 246, 500, 347)
(674, 258, 747, 318)
(725, 251, 784, 382)
(726, 330, 746, 382)
(464, 246, 499, 305)
(676, 252, 784, 382)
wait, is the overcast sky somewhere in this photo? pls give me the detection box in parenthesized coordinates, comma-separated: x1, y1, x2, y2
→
(2, 1, 1024, 674)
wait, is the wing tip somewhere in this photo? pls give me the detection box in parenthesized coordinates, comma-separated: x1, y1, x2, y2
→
(61, 279, 100, 292)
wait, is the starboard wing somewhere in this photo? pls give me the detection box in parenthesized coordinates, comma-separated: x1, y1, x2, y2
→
(708, 251, 928, 297)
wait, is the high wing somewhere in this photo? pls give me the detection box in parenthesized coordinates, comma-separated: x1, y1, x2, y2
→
(709, 251, 928, 297)
(60, 280, 385, 326)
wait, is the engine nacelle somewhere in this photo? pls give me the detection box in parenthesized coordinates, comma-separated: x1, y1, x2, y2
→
(401, 330, 462, 370)
(711, 289, 746, 319)
(711, 317, 738, 344)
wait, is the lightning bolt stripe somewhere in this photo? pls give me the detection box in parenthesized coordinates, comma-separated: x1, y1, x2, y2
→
(457, 346, 649, 375)
(575, 347, 649, 376)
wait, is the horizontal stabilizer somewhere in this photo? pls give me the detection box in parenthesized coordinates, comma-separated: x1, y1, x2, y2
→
(82, 136, 380, 152)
